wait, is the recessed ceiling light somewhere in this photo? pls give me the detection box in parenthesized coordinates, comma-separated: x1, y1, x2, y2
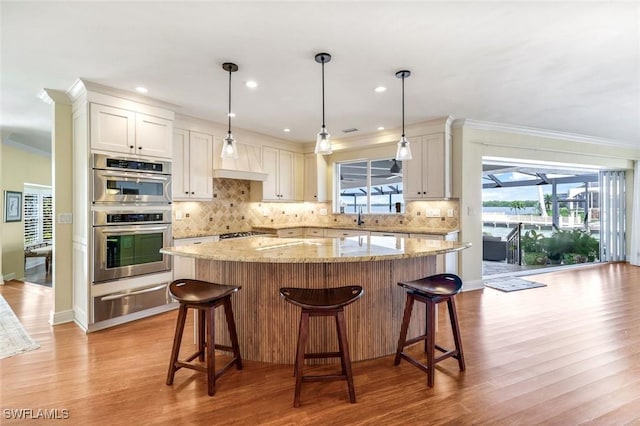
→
(227, 112, 236, 118)
(377, 126, 385, 131)
(245, 80, 258, 89)
(136, 86, 148, 93)
(374, 86, 386, 93)
(283, 128, 291, 132)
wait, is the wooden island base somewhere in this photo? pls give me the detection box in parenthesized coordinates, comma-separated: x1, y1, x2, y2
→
(197, 256, 436, 364)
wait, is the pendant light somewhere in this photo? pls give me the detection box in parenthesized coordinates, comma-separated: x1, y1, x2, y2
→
(395, 70, 413, 161)
(221, 62, 239, 159)
(314, 52, 332, 155)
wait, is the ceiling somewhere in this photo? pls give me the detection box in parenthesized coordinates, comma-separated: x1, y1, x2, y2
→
(2, 2, 639, 154)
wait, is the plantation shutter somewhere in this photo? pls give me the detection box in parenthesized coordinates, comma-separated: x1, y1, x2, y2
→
(24, 193, 39, 246)
(23, 187, 53, 247)
(43, 195, 53, 243)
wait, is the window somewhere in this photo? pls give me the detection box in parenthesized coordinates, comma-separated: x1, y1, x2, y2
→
(24, 186, 52, 247)
(336, 158, 404, 214)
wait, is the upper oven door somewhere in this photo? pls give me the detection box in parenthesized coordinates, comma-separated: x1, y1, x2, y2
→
(93, 223, 172, 283)
(93, 169, 172, 204)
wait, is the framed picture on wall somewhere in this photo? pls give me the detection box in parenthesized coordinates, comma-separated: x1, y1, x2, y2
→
(4, 190, 22, 222)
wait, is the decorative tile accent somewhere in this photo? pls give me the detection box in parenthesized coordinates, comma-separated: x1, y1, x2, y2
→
(172, 179, 459, 238)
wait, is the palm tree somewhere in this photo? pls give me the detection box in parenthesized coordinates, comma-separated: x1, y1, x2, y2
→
(510, 200, 525, 215)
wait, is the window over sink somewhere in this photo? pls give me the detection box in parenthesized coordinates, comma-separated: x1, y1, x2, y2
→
(336, 158, 404, 214)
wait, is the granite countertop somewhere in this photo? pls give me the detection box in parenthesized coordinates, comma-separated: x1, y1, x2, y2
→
(251, 224, 458, 236)
(161, 235, 471, 263)
(173, 225, 458, 240)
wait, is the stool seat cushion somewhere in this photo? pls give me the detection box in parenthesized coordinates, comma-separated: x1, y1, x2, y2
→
(279, 286, 363, 310)
(398, 273, 462, 297)
(169, 279, 240, 304)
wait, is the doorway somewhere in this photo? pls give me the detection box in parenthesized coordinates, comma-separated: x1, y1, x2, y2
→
(23, 184, 52, 286)
(481, 159, 622, 279)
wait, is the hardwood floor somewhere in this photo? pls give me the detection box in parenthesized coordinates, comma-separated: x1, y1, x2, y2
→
(1, 263, 639, 425)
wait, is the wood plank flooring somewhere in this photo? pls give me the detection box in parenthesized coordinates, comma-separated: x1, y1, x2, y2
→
(1, 263, 639, 425)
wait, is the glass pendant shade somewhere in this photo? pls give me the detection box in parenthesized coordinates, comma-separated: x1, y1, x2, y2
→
(315, 126, 332, 154)
(221, 133, 238, 159)
(395, 136, 413, 161)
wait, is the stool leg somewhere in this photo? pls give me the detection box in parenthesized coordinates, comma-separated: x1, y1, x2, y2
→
(335, 312, 346, 376)
(425, 300, 436, 388)
(293, 311, 309, 408)
(206, 305, 216, 396)
(223, 297, 243, 370)
(198, 309, 206, 362)
(394, 294, 415, 365)
(166, 304, 188, 386)
(447, 297, 466, 371)
(336, 310, 356, 404)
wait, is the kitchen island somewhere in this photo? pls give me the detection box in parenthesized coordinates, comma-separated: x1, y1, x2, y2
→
(161, 235, 470, 364)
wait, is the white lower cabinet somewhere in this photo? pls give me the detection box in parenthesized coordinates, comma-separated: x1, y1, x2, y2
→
(172, 236, 218, 279)
(323, 229, 370, 238)
(277, 228, 303, 238)
(409, 232, 459, 274)
(304, 228, 325, 237)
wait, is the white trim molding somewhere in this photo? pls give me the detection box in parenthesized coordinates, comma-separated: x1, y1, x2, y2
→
(49, 309, 75, 326)
(453, 118, 636, 149)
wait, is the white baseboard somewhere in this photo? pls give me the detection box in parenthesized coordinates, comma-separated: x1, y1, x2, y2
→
(462, 279, 485, 291)
(3, 272, 16, 282)
(49, 309, 75, 325)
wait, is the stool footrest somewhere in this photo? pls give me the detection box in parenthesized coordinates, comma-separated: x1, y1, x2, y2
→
(304, 351, 341, 359)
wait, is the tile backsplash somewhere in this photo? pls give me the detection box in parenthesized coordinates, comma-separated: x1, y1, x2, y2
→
(172, 178, 459, 238)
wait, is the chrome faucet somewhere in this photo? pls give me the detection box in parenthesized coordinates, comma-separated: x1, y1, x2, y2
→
(357, 208, 365, 226)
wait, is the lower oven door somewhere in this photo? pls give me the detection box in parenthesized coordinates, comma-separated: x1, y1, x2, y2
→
(93, 223, 172, 282)
(93, 283, 170, 322)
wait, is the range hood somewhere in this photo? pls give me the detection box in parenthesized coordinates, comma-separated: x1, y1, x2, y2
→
(212, 140, 268, 181)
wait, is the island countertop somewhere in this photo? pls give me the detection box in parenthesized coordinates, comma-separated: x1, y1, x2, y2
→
(161, 235, 471, 263)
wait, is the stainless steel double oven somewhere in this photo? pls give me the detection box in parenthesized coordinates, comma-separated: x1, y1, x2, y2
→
(91, 154, 174, 327)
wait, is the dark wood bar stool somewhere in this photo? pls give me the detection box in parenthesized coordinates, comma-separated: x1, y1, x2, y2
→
(279, 285, 364, 407)
(394, 273, 465, 387)
(166, 279, 242, 396)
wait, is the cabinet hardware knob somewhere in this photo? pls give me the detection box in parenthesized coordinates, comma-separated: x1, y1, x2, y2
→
(191, 192, 194, 194)
(138, 146, 142, 150)
(129, 145, 134, 149)
(185, 191, 189, 194)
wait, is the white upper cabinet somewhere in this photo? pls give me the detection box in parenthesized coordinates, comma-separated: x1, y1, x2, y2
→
(90, 103, 172, 158)
(261, 146, 302, 201)
(173, 129, 213, 201)
(403, 133, 451, 199)
(304, 153, 328, 202)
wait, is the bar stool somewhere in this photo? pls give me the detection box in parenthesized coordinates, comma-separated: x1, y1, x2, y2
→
(166, 279, 242, 396)
(394, 273, 465, 387)
(279, 286, 364, 407)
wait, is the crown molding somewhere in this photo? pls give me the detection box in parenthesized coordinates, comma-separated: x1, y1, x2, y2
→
(452, 118, 636, 149)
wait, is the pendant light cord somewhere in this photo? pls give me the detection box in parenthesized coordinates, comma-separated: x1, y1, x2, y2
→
(321, 60, 326, 128)
(401, 75, 405, 138)
(227, 69, 232, 134)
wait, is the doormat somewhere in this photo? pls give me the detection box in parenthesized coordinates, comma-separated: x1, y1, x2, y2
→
(0, 294, 40, 359)
(484, 277, 547, 292)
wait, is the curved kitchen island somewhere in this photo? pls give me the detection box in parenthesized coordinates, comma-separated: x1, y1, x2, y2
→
(161, 235, 470, 364)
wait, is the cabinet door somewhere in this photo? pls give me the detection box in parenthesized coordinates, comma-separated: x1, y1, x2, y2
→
(135, 113, 173, 158)
(422, 133, 447, 199)
(304, 154, 318, 201)
(172, 129, 190, 201)
(278, 149, 295, 201)
(188, 132, 213, 200)
(401, 136, 424, 199)
(294, 153, 304, 201)
(262, 147, 280, 200)
(90, 104, 136, 154)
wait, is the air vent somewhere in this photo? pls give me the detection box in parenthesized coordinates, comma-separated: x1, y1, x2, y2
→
(342, 128, 358, 133)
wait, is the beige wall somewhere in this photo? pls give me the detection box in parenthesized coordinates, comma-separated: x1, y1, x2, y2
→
(453, 121, 640, 287)
(1, 144, 52, 280)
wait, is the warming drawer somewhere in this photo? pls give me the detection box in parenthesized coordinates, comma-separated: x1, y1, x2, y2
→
(93, 282, 170, 323)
